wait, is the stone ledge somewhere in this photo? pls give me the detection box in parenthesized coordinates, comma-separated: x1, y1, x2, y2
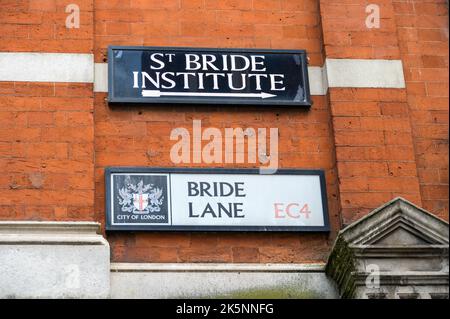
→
(0, 221, 107, 245)
(110, 262, 337, 299)
(0, 221, 110, 298)
(111, 262, 326, 273)
(352, 245, 449, 257)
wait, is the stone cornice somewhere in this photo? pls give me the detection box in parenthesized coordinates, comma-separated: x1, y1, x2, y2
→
(353, 272, 449, 286)
(326, 198, 449, 298)
(352, 245, 449, 258)
(0, 221, 107, 245)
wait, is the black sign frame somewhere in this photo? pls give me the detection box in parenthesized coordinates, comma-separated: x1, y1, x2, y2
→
(105, 167, 330, 232)
(107, 46, 312, 106)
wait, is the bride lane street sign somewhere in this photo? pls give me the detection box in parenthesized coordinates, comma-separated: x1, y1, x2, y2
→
(105, 167, 330, 232)
(107, 46, 311, 106)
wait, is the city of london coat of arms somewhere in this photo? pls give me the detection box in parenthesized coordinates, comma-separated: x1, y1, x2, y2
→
(118, 179, 164, 214)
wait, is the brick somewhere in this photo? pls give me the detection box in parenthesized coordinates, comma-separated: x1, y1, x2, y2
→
(27, 143, 68, 159)
(388, 162, 419, 177)
(422, 185, 449, 200)
(130, 0, 179, 9)
(413, 125, 448, 139)
(96, 122, 147, 136)
(406, 83, 427, 96)
(217, 233, 272, 248)
(131, 22, 179, 37)
(66, 206, 95, 220)
(385, 145, 416, 161)
(105, 22, 130, 35)
(40, 127, 94, 142)
(339, 177, 369, 192)
(41, 97, 93, 111)
(426, 83, 449, 97)
(13, 82, 55, 97)
(331, 101, 381, 116)
(422, 55, 448, 68)
(24, 206, 55, 220)
(29, 0, 57, 12)
(71, 143, 94, 159)
(27, 112, 54, 126)
(232, 247, 260, 263)
(181, 0, 205, 9)
(338, 162, 389, 178)
(367, 177, 420, 193)
(379, 102, 410, 116)
(0, 12, 43, 24)
(254, 0, 281, 11)
(335, 131, 384, 146)
(417, 29, 447, 42)
(340, 192, 393, 209)
(178, 247, 232, 263)
(0, 128, 41, 142)
(205, 0, 254, 10)
(281, 0, 306, 11)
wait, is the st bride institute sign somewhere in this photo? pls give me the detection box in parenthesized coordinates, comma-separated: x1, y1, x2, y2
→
(108, 46, 311, 106)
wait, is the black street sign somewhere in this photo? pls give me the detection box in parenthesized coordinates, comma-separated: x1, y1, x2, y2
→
(105, 167, 330, 232)
(108, 46, 311, 106)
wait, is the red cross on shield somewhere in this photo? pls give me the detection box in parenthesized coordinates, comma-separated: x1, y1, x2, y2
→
(133, 193, 149, 211)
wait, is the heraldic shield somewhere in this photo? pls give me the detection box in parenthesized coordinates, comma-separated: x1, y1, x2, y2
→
(117, 177, 165, 215)
(133, 193, 149, 213)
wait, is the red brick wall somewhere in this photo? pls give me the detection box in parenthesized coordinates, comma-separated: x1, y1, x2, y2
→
(0, 0, 95, 221)
(320, 0, 401, 59)
(393, 0, 449, 220)
(329, 88, 423, 224)
(0, 83, 95, 220)
(0, 0, 93, 52)
(318, 0, 449, 225)
(93, 0, 341, 263)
